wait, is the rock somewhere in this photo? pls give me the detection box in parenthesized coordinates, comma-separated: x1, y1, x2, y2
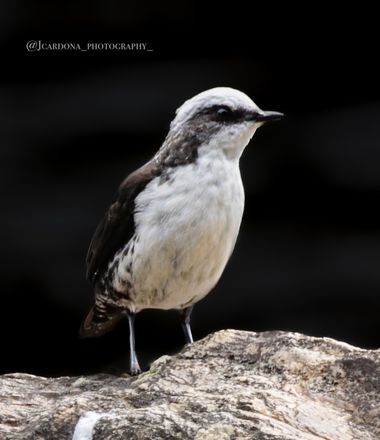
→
(0, 329, 379, 439)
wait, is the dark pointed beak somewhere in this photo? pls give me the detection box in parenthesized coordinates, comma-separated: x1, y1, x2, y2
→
(255, 110, 285, 122)
(245, 110, 284, 123)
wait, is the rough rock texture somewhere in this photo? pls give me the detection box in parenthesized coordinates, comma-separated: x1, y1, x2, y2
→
(1, 330, 380, 440)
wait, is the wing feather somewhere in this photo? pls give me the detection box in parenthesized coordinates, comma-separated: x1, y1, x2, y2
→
(86, 160, 159, 283)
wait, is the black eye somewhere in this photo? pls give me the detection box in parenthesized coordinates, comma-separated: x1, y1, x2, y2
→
(213, 105, 234, 122)
(195, 104, 243, 124)
(216, 107, 231, 117)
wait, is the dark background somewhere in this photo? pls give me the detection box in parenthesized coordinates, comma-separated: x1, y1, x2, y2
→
(1, 3, 379, 376)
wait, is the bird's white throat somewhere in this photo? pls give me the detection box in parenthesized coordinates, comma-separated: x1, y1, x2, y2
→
(199, 120, 259, 161)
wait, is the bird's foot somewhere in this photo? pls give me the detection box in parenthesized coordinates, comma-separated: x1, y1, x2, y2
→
(129, 360, 142, 376)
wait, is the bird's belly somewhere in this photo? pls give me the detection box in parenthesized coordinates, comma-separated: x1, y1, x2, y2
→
(130, 214, 240, 311)
(134, 221, 237, 310)
(132, 174, 244, 311)
(115, 159, 245, 312)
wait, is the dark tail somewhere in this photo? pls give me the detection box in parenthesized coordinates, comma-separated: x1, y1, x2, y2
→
(79, 306, 124, 338)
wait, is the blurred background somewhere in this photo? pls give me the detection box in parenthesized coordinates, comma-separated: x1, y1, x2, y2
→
(1, 2, 379, 376)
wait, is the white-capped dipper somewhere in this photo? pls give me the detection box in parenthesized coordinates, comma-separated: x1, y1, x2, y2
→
(80, 87, 284, 374)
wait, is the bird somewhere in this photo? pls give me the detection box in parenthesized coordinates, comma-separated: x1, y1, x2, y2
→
(80, 87, 283, 374)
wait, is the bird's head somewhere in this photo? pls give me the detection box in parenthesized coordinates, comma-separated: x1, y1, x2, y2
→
(168, 87, 284, 161)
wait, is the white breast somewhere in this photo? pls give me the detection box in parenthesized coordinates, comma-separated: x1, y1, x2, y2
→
(118, 149, 245, 312)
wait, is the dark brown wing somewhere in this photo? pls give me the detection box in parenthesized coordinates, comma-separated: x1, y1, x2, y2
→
(86, 160, 160, 283)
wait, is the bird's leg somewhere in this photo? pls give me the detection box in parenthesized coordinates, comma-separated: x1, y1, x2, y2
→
(126, 310, 141, 375)
(180, 305, 194, 344)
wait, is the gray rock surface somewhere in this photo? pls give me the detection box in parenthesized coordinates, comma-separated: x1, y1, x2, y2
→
(1, 329, 379, 439)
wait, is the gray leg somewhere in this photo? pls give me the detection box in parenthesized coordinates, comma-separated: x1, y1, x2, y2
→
(127, 310, 141, 375)
(180, 306, 194, 344)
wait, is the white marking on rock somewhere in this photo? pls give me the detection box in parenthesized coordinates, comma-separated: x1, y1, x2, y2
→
(72, 411, 111, 440)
